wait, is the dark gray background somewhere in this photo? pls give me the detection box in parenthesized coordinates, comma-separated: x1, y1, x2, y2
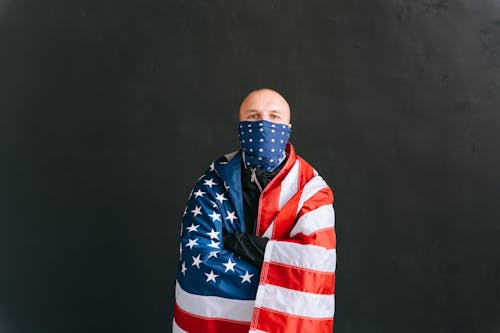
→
(1, 0, 500, 332)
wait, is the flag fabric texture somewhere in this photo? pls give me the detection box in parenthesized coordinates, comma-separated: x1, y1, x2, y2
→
(173, 143, 336, 333)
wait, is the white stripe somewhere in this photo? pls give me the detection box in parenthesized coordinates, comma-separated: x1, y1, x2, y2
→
(262, 220, 275, 238)
(296, 176, 328, 214)
(278, 160, 300, 209)
(175, 281, 254, 322)
(172, 318, 188, 333)
(264, 241, 336, 272)
(249, 330, 269, 333)
(255, 284, 335, 319)
(289, 204, 335, 237)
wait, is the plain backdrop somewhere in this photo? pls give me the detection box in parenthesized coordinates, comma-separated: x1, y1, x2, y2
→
(1, 0, 500, 332)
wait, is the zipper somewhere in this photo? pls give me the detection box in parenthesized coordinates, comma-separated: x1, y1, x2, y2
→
(250, 167, 264, 235)
(250, 167, 263, 193)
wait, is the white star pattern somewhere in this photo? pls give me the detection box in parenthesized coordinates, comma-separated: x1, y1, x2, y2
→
(224, 181, 230, 191)
(181, 261, 187, 275)
(210, 200, 217, 208)
(225, 211, 238, 223)
(205, 270, 219, 283)
(191, 205, 203, 217)
(209, 162, 215, 171)
(207, 240, 220, 249)
(185, 238, 198, 249)
(206, 229, 220, 240)
(238, 121, 290, 172)
(192, 254, 202, 269)
(215, 193, 227, 204)
(222, 258, 237, 272)
(186, 223, 200, 233)
(193, 189, 206, 198)
(207, 250, 220, 259)
(203, 178, 217, 188)
(240, 271, 254, 283)
(208, 211, 221, 222)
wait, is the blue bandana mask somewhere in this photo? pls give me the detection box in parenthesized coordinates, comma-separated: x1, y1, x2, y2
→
(238, 120, 291, 172)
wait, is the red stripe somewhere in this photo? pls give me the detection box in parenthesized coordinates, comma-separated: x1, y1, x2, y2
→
(272, 191, 302, 239)
(174, 303, 250, 333)
(252, 307, 334, 333)
(273, 174, 333, 240)
(257, 144, 305, 236)
(296, 156, 315, 188)
(270, 155, 314, 239)
(291, 228, 336, 249)
(263, 261, 336, 295)
(297, 187, 334, 218)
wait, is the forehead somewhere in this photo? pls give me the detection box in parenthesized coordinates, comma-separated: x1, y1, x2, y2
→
(240, 90, 290, 113)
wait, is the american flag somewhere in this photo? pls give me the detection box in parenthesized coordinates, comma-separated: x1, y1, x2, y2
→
(173, 144, 336, 333)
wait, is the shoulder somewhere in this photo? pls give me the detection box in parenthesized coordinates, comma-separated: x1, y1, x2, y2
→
(294, 153, 334, 199)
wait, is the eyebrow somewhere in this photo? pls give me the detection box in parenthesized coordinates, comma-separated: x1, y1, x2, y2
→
(245, 109, 281, 113)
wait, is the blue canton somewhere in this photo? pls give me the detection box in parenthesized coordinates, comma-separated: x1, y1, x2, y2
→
(177, 153, 260, 300)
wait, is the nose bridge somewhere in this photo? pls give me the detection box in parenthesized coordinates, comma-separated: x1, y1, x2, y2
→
(259, 109, 271, 120)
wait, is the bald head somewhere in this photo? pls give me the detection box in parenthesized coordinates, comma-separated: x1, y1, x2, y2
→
(239, 89, 291, 126)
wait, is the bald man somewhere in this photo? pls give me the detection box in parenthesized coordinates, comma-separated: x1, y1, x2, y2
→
(173, 89, 336, 333)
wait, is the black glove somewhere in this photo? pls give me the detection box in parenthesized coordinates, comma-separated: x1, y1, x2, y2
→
(223, 232, 269, 268)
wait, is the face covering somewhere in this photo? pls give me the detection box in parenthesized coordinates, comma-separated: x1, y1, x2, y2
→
(238, 120, 291, 172)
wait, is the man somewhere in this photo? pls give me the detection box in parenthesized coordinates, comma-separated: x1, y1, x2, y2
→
(173, 89, 336, 333)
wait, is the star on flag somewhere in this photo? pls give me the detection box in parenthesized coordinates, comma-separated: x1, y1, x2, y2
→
(205, 270, 219, 283)
(186, 223, 200, 233)
(206, 229, 220, 240)
(186, 238, 198, 249)
(225, 211, 238, 223)
(222, 258, 237, 272)
(208, 211, 221, 222)
(203, 178, 217, 188)
(240, 271, 254, 283)
(191, 205, 203, 217)
(181, 262, 187, 275)
(215, 193, 227, 204)
(207, 240, 220, 249)
(207, 251, 220, 259)
(192, 254, 202, 269)
(193, 189, 206, 198)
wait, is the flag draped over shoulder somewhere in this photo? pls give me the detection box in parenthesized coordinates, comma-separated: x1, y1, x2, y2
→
(173, 144, 336, 333)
